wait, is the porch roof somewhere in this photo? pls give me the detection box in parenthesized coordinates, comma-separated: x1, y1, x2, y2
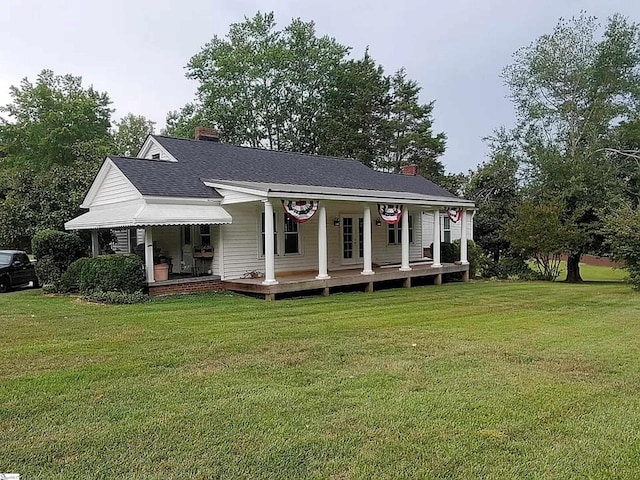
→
(64, 202, 232, 230)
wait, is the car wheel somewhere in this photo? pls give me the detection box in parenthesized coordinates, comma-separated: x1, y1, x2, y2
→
(0, 276, 8, 293)
(31, 278, 40, 289)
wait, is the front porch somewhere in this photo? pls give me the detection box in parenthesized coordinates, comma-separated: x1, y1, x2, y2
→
(222, 261, 469, 300)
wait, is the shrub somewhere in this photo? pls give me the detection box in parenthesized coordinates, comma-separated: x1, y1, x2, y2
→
(32, 229, 87, 273)
(488, 255, 539, 280)
(430, 242, 457, 263)
(79, 254, 145, 295)
(82, 290, 148, 304)
(453, 239, 490, 278)
(58, 257, 93, 293)
(35, 255, 62, 285)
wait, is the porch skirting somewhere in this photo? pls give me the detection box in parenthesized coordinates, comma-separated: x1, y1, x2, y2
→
(147, 276, 223, 296)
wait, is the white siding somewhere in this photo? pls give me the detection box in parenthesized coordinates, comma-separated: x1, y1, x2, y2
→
(92, 165, 139, 206)
(421, 211, 474, 250)
(144, 143, 169, 161)
(220, 200, 427, 280)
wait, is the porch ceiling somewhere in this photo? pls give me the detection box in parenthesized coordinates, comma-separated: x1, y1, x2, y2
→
(64, 202, 232, 230)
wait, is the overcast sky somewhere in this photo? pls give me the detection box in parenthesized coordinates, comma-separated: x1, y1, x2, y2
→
(1, 0, 638, 173)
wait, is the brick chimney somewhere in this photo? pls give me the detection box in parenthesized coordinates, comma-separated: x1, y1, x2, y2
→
(195, 127, 220, 142)
(400, 164, 418, 176)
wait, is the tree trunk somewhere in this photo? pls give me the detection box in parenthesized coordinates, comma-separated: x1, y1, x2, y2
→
(565, 252, 583, 283)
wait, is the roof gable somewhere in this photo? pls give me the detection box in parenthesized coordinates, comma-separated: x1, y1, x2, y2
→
(82, 159, 142, 208)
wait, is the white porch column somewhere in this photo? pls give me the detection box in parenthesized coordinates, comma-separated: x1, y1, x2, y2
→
(90, 230, 100, 257)
(399, 208, 412, 272)
(144, 227, 155, 283)
(362, 204, 374, 275)
(316, 203, 330, 280)
(460, 209, 469, 265)
(262, 200, 278, 285)
(432, 209, 442, 267)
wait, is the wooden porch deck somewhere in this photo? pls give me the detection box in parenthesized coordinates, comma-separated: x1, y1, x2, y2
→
(222, 262, 469, 300)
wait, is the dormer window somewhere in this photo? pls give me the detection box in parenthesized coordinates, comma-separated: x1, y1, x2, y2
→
(151, 153, 160, 159)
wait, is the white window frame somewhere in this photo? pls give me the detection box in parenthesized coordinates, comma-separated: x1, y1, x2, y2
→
(283, 214, 302, 256)
(442, 216, 451, 243)
(387, 215, 413, 245)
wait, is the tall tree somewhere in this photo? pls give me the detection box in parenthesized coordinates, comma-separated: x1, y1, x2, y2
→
(502, 13, 640, 282)
(466, 129, 521, 263)
(318, 50, 390, 166)
(0, 70, 113, 249)
(383, 69, 446, 177)
(112, 113, 155, 157)
(166, 11, 447, 175)
(171, 12, 348, 152)
(0, 70, 112, 169)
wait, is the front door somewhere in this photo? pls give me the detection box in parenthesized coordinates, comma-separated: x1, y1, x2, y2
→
(341, 216, 364, 265)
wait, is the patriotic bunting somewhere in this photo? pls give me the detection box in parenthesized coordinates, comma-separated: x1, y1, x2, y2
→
(281, 200, 319, 223)
(378, 204, 403, 224)
(447, 209, 463, 223)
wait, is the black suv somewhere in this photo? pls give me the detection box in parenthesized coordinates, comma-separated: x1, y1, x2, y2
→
(0, 250, 39, 293)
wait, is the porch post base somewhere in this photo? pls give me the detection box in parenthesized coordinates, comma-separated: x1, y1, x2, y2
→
(365, 282, 374, 293)
(399, 267, 412, 272)
(361, 270, 374, 275)
(434, 274, 442, 285)
(265, 293, 275, 301)
(460, 261, 469, 265)
(431, 263, 442, 268)
(316, 274, 331, 280)
(262, 279, 279, 286)
(403, 277, 411, 288)
(463, 270, 470, 282)
(321, 287, 330, 297)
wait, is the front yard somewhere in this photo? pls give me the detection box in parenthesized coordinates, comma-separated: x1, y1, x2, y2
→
(1, 266, 639, 479)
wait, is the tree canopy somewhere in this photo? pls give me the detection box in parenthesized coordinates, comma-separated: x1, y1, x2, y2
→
(501, 13, 640, 282)
(166, 11, 448, 180)
(0, 70, 115, 250)
(0, 70, 112, 169)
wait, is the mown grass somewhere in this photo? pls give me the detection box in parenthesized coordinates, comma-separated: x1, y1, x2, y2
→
(1, 266, 639, 479)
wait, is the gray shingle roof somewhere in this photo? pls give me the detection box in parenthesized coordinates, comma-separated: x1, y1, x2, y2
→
(110, 135, 460, 200)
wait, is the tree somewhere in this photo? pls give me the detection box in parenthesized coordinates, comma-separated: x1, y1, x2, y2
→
(466, 130, 521, 264)
(0, 70, 114, 250)
(603, 201, 640, 289)
(170, 12, 348, 152)
(0, 70, 112, 169)
(506, 201, 576, 281)
(166, 11, 447, 174)
(502, 13, 640, 282)
(318, 50, 390, 167)
(112, 113, 155, 156)
(382, 69, 446, 177)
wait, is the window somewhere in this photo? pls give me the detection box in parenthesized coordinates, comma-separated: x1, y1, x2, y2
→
(151, 153, 160, 159)
(199, 225, 211, 246)
(443, 217, 451, 243)
(387, 215, 413, 245)
(284, 215, 300, 255)
(260, 212, 278, 256)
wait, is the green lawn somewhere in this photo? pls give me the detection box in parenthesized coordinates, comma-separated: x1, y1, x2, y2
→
(1, 266, 639, 479)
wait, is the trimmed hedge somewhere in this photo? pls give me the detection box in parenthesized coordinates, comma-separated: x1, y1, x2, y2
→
(32, 229, 87, 284)
(79, 254, 145, 295)
(58, 257, 93, 293)
(35, 255, 62, 285)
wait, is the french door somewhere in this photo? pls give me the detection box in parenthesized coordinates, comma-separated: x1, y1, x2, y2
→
(341, 216, 364, 265)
